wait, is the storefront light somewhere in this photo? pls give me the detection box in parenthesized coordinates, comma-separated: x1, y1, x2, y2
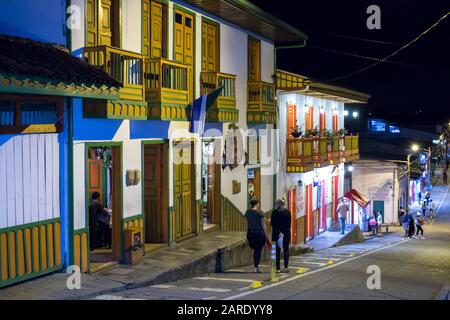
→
(343, 110, 349, 116)
(347, 165, 354, 172)
(352, 111, 358, 119)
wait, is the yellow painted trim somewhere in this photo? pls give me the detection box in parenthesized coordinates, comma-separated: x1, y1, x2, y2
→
(17, 230, 25, 277)
(21, 124, 57, 134)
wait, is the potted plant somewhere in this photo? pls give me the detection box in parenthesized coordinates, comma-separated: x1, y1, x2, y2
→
(337, 128, 348, 137)
(308, 126, 320, 138)
(291, 125, 303, 138)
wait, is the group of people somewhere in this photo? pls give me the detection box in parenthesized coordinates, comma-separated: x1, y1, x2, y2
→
(398, 206, 425, 239)
(245, 197, 291, 274)
(89, 192, 113, 251)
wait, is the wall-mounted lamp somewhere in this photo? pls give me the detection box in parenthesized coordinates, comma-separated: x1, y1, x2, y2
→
(332, 109, 339, 116)
(347, 165, 354, 172)
(343, 110, 349, 116)
(320, 107, 325, 114)
(352, 111, 359, 119)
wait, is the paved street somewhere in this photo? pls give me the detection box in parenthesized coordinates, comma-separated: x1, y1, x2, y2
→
(93, 185, 450, 300)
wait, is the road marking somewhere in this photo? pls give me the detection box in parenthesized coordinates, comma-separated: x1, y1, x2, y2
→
(187, 287, 231, 293)
(150, 284, 176, 289)
(203, 296, 217, 300)
(194, 276, 256, 283)
(223, 239, 409, 300)
(289, 260, 327, 266)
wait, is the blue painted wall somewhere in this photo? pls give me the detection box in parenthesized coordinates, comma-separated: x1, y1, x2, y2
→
(0, 0, 67, 45)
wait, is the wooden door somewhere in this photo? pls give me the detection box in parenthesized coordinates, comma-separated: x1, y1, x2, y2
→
(305, 106, 313, 130)
(207, 155, 216, 223)
(248, 37, 261, 81)
(306, 184, 314, 238)
(111, 147, 122, 261)
(320, 111, 326, 130)
(86, 0, 118, 47)
(174, 141, 193, 240)
(202, 21, 218, 72)
(174, 10, 194, 102)
(87, 149, 103, 204)
(287, 102, 297, 137)
(288, 189, 297, 244)
(144, 144, 163, 243)
(151, 1, 163, 58)
(142, 0, 151, 57)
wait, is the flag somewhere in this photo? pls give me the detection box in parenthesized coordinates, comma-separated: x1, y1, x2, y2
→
(189, 86, 223, 135)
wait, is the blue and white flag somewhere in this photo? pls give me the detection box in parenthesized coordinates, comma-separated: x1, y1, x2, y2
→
(189, 86, 223, 135)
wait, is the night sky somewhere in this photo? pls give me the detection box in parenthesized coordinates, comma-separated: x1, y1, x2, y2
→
(250, 0, 450, 126)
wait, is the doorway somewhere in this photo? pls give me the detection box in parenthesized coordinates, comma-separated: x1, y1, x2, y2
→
(247, 168, 261, 207)
(174, 140, 195, 241)
(86, 144, 122, 273)
(373, 200, 384, 223)
(143, 142, 169, 253)
(201, 139, 221, 231)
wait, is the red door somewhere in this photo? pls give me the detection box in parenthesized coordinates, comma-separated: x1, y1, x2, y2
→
(306, 184, 314, 238)
(333, 175, 339, 221)
(320, 111, 326, 130)
(332, 114, 339, 131)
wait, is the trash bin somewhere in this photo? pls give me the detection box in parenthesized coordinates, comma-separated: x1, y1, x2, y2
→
(124, 226, 143, 265)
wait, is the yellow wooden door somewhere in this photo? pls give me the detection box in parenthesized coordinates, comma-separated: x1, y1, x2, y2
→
(174, 141, 193, 239)
(202, 22, 218, 72)
(174, 10, 194, 102)
(143, 1, 163, 58)
(86, 0, 98, 47)
(248, 38, 261, 81)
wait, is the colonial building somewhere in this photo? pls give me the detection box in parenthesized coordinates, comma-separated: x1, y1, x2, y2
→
(275, 72, 370, 243)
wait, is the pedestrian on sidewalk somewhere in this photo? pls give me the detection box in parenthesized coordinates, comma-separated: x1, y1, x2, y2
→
(403, 211, 412, 237)
(336, 198, 349, 235)
(245, 197, 270, 273)
(271, 197, 291, 273)
(398, 206, 406, 226)
(443, 170, 448, 185)
(369, 213, 377, 236)
(415, 212, 425, 239)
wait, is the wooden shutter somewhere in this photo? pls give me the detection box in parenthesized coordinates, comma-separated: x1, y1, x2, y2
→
(248, 37, 261, 81)
(98, 0, 112, 46)
(142, 0, 150, 57)
(287, 103, 297, 137)
(305, 106, 313, 130)
(320, 111, 326, 130)
(174, 10, 184, 63)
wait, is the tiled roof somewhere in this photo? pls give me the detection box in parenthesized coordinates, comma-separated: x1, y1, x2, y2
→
(0, 34, 121, 88)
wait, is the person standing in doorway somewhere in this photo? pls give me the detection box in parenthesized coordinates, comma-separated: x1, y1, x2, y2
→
(89, 192, 110, 251)
(245, 197, 270, 273)
(336, 198, 349, 235)
(271, 197, 291, 273)
(377, 211, 383, 234)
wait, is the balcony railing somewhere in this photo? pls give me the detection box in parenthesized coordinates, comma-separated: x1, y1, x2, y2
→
(144, 58, 189, 119)
(286, 135, 359, 172)
(83, 45, 144, 102)
(247, 81, 276, 123)
(200, 71, 238, 122)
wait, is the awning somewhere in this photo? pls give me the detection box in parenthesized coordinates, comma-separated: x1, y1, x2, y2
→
(344, 189, 370, 207)
(0, 34, 121, 99)
(180, 0, 308, 43)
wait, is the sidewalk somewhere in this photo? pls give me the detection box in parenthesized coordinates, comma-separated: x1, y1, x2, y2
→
(0, 231, 248, 300)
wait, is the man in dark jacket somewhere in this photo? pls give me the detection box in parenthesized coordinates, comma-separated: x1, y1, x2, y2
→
(271, 197, 291, 273)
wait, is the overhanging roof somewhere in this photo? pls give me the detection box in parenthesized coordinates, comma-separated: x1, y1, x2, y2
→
(180, 0, 308, 43)
(277, 69, 370, 104)
(0, 34, 121, 99)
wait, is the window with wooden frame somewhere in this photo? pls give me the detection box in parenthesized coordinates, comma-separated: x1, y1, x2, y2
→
(0, 95, 64, 134)
(86, 0, 121, 47)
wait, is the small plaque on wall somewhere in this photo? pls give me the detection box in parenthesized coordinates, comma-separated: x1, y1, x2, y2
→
(232, 180, 241, 194)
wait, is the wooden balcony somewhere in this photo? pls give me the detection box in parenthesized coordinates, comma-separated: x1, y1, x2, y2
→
(83, 45, 147, 120)
(343, 134, 360, 161)
(200, 71, 238, 122)
(247, 81, 276, 124)
(144, 58, 189, 120)
(286, 135, 359, 172)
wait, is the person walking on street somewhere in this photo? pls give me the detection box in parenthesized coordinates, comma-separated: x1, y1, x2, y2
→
(444, 170, 448, 185)
(271, 197, 291, 273)
(377, 211, 383, 234)
(369, 212, 377, 235)
(403, 211, 412, 237)
(398, 206, 406, 226)
(415, 212, 425, 239)
(429, 200, 434, 220)
(422, 201, 427, 217)
(408, 212, 416, 238)
(245, 197, 270, 273)
(417, 191, 422, 204)
(336, 198, 349, 235)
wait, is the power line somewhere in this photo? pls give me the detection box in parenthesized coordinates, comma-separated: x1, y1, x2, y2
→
(308, 45, 440, 70)
(307, 30, 402, 46)
(326, 10, 450, 82)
